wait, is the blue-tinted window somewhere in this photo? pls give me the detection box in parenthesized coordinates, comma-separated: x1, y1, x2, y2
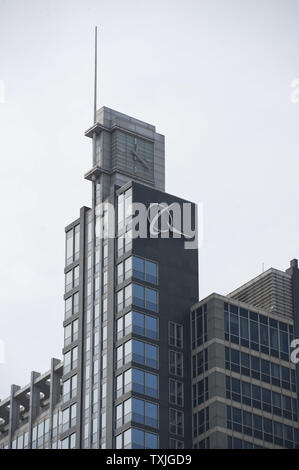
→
(145, 372, 158, 398)
(132, 398, 144, 421)
(130, 368, 158, 398)
(146, 288, 157, 311)
(132, 311, 144, 335)
(132, 369, 144, 393)
(132, 284, 158, 312)
(145, 431, 158, 449)
(131, 256, 158, 284)
(132, 284, 144, 307)
(131, 340, 158, 369)
(133, 257, 145, 280)
(145, 402, 158, 427)
(132, 428, 144, 449)
(145, 315, 158, 339)
(145, 261, 158, 284)
(146, 343, 158, 368)
(133, 340, 144, 360)
(120, 311, 158, 340)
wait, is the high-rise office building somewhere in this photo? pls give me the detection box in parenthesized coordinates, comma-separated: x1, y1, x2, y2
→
(0, 107, 298, 450)
(191, 261, 299, 449)
(0, 107, 198, 449)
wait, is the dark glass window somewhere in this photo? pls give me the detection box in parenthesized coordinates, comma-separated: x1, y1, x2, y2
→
(224, 311, 229, 340)
(240, 316, 249, 344)
(230, 313, 239, 335)
(250, 319, 259, 349)
(251, 356, 260, 379)
(231, 349, 240, 372)
(145, 260, 158, 284)
(232, 378, 241, 402)
(260, 322, 269, 353)
(132, 257, 145, 280)
(242, 382, 251, 406)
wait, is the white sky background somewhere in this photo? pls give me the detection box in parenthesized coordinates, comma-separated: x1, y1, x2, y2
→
(0, 0, 299, 398)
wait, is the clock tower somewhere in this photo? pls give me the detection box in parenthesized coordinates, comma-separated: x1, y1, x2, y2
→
(84, 106, 165, 200)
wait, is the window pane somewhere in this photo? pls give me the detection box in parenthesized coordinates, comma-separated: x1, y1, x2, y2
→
(145, 261, 157, 284)
(132, 311, 145, 336)
(145, 315, 158, 339)
(133, 257, 145, 280)
(133, 284, 144, 307)
(145, 288, 157, 312)
(145, 432, 158, 449)
(132, 428, 144, 449)
(240, 317, 249, 340)
(66, 230, 73, 264)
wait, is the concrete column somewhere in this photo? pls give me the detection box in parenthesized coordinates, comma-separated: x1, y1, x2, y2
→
(286, 259, 299, 426)
(77, 207, 87, 449)
(50, 358, 61, 411)
(28, 371, 41, 448)
(49, 358, 61, 448)
(8, 384, 21, 448)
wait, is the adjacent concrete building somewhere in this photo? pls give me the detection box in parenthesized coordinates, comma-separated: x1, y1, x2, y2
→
(191, 261, 299, 449)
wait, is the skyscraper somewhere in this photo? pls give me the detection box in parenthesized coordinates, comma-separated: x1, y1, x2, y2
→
(64, 106, 199, 449)
(0, 107, 199, 449)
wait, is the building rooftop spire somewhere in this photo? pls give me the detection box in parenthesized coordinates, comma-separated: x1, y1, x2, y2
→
(93, 26, 98, 125)
(92, 26, 98, 166)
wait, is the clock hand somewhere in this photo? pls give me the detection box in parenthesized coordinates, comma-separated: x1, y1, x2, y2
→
(132, 150, 149, 169)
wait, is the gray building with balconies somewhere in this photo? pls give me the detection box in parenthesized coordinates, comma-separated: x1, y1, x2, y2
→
(191, 261, 299, 449)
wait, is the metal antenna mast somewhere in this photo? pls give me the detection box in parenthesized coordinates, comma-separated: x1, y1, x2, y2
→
(94, 26, 98, 125)
(92, 26, 98, 165)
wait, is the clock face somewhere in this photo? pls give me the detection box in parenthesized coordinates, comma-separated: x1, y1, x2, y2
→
(112, 130, 154, 181)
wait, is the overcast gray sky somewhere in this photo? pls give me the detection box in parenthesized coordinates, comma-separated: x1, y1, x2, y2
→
(1, 0, 299, 399)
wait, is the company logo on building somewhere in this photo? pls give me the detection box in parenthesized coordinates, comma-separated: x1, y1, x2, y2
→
(95, 201, 198, 249)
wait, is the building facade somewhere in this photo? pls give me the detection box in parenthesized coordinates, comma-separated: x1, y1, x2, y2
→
(191, 261, 299, 449)
(0, 107, 299, 449)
